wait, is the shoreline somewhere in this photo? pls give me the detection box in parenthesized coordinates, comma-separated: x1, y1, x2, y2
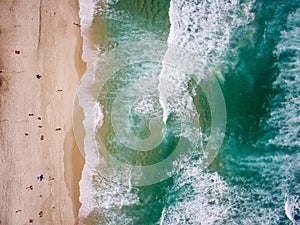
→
(0, 0, 85, 224)
(69, 21, 86, 224)
(66, 6, 86, 223)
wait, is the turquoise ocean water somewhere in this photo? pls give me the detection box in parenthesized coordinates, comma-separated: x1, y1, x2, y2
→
(76, 0, 300, 224)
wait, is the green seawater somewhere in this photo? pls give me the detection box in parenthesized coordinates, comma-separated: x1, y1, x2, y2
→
(82, 0, 300, 224)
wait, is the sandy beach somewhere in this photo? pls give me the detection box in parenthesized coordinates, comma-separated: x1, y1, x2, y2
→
(0, 0, 85, 224)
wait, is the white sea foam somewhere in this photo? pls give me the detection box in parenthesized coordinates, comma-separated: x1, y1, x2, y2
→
(77, 0, 257, 223)
(159, 0, 254, 123)
(77, 1, 145, 222)
(238, 7, 300, 225)
(78, 0, 100, 65)
(162, 166, 232, 224)
(161, 152, 294, 224)
(160, 0, 259, 224)
(265, 8, 300, 149)
(77, 64, 102, 221)
(260, 9, 300, 224)
(167, 0, 254, 65)
(77, 0, 104, 222)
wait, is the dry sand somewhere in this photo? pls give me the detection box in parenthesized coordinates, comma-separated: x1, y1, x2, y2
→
(0, 0, 85, 224)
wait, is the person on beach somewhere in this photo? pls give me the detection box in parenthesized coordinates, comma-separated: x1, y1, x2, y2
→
(37, 174, 44, 181)
(26, 185, 33, 190)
